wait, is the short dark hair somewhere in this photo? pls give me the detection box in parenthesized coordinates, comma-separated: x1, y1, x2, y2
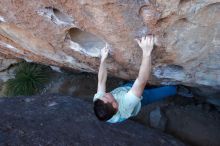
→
(93, 99, 116, 121)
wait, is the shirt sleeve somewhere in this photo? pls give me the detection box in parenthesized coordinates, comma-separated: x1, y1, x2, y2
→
(119, 91, 141, 118)
(93, 92, 105, 102)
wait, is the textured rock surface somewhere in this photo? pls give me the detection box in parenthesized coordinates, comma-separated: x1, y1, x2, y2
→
(165, 104, 220, 146)
(0, 54, 18, 72)
(0, 53, 20, 82)
(0, 95, 186, 146)
(135, 96, 220, 146)
(0, 0, 219, 96)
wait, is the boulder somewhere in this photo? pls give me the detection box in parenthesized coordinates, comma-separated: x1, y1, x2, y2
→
(0, 0, 219, 96)
(149, 107, 167, 131)
(0, 95, 186, 146)
(165, 105, 220, 146)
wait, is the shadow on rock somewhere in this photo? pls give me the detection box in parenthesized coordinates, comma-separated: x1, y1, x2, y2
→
(0, 95, 187, 146)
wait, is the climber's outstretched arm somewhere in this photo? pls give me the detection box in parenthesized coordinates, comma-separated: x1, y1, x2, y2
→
(128, 36, 154, 98)
(97, 45, 109, 93)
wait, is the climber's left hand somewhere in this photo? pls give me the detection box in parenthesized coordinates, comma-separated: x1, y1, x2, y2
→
(101, 44, 109, 62)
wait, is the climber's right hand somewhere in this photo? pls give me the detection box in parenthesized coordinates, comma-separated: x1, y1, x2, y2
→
(135, 35, 154, 56)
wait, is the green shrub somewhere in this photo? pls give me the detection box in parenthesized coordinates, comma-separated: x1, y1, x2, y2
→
(4, 62, 51, 96)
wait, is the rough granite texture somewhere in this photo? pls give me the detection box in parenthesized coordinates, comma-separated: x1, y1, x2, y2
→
(0, 95, 187, 146)
(0, 0, 219, 96)
(0, 54, 18, 72)
(0, 54, 20, 82)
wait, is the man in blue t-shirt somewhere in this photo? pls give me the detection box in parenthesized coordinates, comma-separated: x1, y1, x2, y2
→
(93, 36, 187, 123)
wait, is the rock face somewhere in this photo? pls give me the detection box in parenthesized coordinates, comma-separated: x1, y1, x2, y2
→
(135, 96, 220, 146)
(0, 95, 186, 146)
(0, 54, 18, 72)
(0, 53, 20, 82)
(0, 0, 219, 96)
(165, 104, 220, 146)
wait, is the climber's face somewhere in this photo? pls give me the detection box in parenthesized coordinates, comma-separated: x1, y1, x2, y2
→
(101, 93, 118, 110)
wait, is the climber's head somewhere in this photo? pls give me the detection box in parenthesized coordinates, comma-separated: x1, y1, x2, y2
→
(93, 93, 118, 121)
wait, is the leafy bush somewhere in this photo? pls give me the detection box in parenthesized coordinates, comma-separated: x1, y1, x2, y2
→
(4, 62, 51, 96)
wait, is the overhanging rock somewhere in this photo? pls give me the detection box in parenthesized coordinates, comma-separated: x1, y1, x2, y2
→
(0, 0, 219, 97)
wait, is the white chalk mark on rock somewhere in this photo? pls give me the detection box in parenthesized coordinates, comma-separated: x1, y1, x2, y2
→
(37, 7, 75, 26)
(24, 58, 33, 63)
(68, 28, 106, 57)
(153, 64, 186, 81)
(0, 41, 22, 54)
(50, 66, 62, 73)
(69, 40, 102, 57)
(0, 16, 6, 22)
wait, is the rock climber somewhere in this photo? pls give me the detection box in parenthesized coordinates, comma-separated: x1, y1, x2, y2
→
(93, 35, 191, 123)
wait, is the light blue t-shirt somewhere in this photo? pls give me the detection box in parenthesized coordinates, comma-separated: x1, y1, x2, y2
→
(93, 86, 142, 123)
